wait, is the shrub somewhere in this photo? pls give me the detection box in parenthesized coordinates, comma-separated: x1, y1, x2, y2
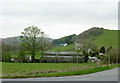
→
(2, 52, 11, 62)
(95, 55, 101, 60)
(103, 48, 118, 64)
(17, 50, 25, 63)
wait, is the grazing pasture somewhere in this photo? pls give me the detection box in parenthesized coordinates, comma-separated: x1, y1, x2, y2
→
(2, 62, 97, 77)
(1, 62, 118, 78)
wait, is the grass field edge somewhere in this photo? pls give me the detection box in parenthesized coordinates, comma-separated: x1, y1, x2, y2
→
(1, 64, 118, 79)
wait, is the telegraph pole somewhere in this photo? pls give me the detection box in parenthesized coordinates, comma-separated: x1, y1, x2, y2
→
(77, 55, 79, 71)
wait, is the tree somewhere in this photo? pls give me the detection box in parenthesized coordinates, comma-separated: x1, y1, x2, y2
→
(100, 46, 105, 54)
(17, 48, 26, 63)
(103, 48, 118, 65)
(20, 26, 47, 62)
(2, 40, 11, 62)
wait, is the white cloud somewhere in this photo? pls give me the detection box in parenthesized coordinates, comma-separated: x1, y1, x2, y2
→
(0, 0, 118, 39)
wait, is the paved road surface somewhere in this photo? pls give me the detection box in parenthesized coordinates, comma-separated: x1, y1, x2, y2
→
(1, 67, 119, 81)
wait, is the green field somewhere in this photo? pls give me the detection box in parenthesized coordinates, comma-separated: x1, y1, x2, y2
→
(91, 29, 118, 48)
(48, 44, 75, 52)
(2, 62, 97, 77)
(1, 62, 118, 78)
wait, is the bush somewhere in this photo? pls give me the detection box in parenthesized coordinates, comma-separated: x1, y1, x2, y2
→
(2, 52, 11, 62)
(103, 48, 118, 64)
(95, 55, 101, 60)
(118, 48, 120, 63)
(17, 50, 25, 63)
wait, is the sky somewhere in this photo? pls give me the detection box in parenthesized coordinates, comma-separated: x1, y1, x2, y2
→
(0, 0, 119, 39)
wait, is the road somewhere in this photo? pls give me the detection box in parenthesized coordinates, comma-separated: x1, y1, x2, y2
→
(1, 67, 119, 81)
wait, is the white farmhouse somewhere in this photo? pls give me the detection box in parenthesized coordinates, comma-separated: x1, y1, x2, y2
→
(61, 43, 67, 46)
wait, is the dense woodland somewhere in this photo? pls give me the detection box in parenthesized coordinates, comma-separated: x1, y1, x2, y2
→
(52, 34, 76, 45)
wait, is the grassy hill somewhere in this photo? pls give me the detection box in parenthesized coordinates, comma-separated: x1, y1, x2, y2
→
(49, 28, 118, 52)
(75, 28, 118, 49)
(48, 44, 75, 52)
(90, 29, 118, 48)
(76, 27, 104, 42)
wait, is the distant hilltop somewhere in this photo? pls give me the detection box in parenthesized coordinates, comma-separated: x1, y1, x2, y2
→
(52, 27, 118, 49)
(2, 36, 53, 46)
(49, 27, 118, 52)
(1, 27, 118, 48)
(73, 27, 118, 48)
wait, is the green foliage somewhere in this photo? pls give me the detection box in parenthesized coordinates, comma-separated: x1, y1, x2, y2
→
(95, 55, 101, 60)
(119, 48, 120, 63)
(2, 41, 12, 62)
(17, 50, 26, 63)
(53, 34, 76, 45)
(76, 50, 82, 53)
(2, 52, 11, 62)
(20, 26, 47, 62)
(103, 48, 118, 64)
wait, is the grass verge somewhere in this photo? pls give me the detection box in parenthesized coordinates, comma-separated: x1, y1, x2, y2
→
(1, 64, 118, 78)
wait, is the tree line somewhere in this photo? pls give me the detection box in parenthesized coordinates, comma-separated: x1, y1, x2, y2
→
(2, 26, 52, 63)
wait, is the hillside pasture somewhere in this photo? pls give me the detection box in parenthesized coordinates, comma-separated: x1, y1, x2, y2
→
(48, 44, 75, 52)
(91, 29, 118, 48)
(49, 29, 118, 52)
